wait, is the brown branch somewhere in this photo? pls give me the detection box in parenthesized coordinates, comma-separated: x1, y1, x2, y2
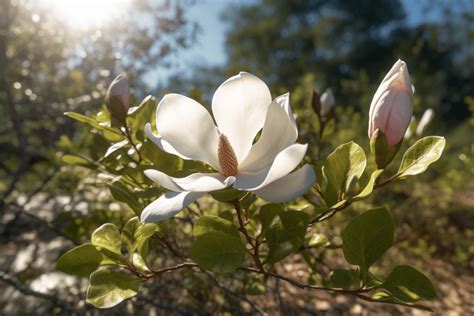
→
(231, 199, 265, 272)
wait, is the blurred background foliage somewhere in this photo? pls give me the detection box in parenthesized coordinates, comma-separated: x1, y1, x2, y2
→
(0, 0, 472, 314)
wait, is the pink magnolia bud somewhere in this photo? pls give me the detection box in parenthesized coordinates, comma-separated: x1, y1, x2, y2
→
(368, 60, 413, 146)
(320, 88, 335, 117)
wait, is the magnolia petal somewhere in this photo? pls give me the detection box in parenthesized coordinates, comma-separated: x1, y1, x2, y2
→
(255, 164, 316, 203)
(140, 191, 205, 222)
(144, 170, 235, 192)
(212, 72, 272, 162)
(239, 94, 298, 173)
(145, 123, 191, 160)
(156, 94, 220, 170)
(233, 143, 308, 191)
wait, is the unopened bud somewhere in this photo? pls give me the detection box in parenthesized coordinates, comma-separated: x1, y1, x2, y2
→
(320, 88, 335, 117)
(106, 74, 129, 123)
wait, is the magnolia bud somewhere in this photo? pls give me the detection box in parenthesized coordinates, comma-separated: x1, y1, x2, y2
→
(106, 74, 129, 123)
(368, 59, 413, 147)
(416, 108, 434, 136)
(320, 88, 335, 117)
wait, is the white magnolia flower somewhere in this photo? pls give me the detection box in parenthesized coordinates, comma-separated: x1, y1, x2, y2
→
(141, 72, 316, 222)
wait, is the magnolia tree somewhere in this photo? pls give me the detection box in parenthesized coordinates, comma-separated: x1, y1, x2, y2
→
(57, 60, 446, 312)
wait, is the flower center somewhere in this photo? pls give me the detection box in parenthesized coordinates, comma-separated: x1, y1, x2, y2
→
(218, 134, 238, 177)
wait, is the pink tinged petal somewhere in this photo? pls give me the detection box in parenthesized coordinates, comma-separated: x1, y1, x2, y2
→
(144, 170, 235, 192)
(145, 123, 192, 160)
(239, 94, 298, 173)
(384, 87, 413, 145)
(140, 191, 205, 223)
(368, 59, 413, 142)
(156, 94, 220, 170)
(233, 143, 308, 191)
(212, 72, 272, 163)
(254, 164, 316, 203)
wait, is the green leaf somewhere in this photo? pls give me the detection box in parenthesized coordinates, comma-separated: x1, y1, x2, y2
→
(382, 265, 437, 302)
(65, 112, 123, 137)
(341, 207, 394, 275)
(351, 169, 383, 202)
(189, 231, 246, 273)
(56, 244, 103, 277)
(140, 139, 183, 173)
(109, 182, 142, 215)
(92, 223, 122, 255)
(259, 204, 284, 232)
(397, 136, 446, 178)
(190, 216, 245, 273)
(86, 268, 140, 308)
(62, 154, 95, 168)
(265, 211, 309, 263)
(121, 217, 141, 254)
(210, 187, 246, 202)
(329, 268, 360, 289)
(128, 95, 157, 134)
(323, 142, 367, 205)
(193, 215, 240, 238)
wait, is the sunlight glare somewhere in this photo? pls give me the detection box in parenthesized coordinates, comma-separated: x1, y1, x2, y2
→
(40, 0, 131, 29)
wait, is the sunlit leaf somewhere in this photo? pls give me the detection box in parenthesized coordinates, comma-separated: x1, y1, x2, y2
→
(86, 268, 140, 308)
(56, 244, 102, 277)
(397, 136, 446, 178)
(323, 142, 367, 205)
(265, 211, 309, 263)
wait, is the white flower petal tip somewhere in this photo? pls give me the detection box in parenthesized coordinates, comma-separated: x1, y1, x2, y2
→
(155, 93, 220, 169)
(234, 143, 308, 191)
(212, 71, 272, 162)
(145, 123, 191, 160)
(144, 170, 235, 192)
(255, 164, 316, 203)
(140, 191, 206, 223)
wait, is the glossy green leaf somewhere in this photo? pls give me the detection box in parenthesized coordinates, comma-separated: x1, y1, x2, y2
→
(259, 204, 284, 232)
(140, 139, 183, 173)
(351, 169, 383, 202)
(193, 215, 240, 238)
(56, 244, 103, 277)
(382, 265, 437, 302)
(109, 182, 142, 215)
(329, 268, 360, 289)
(265, 211, 309, 263)
(91, 223, 122, 255)
(65, 112, 123, 136)
(323, 142, 367, 205)
(121, 217, 141, 254)
(341, 207, 394, 274)
(397, 136, 446, 178)
(86, 268, 140, 308)
(189, 231, 246, 273)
